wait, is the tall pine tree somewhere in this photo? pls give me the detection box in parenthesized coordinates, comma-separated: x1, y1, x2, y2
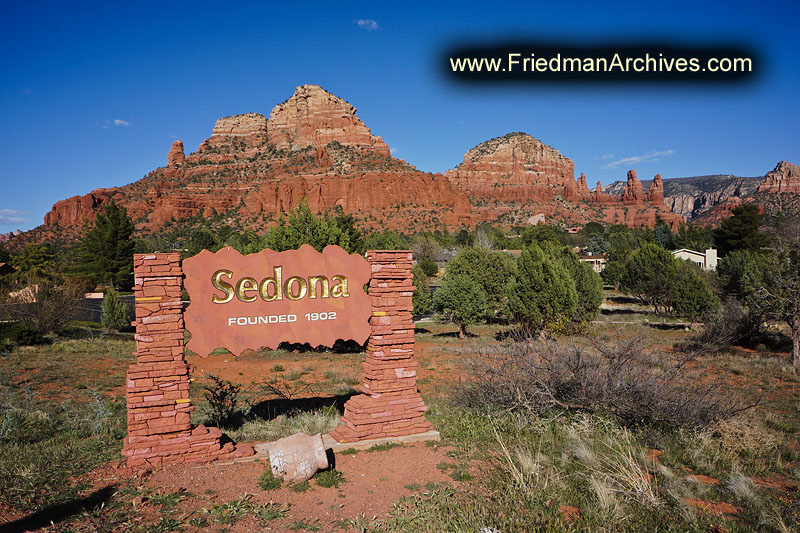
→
(76, 201, 135, 289)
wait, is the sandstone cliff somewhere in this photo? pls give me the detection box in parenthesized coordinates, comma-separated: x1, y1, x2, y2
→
(445, 132, 575, 202)
(44, 188, 123, 227)
(268, 85, 390, 156)
(758, 161, 800, 193)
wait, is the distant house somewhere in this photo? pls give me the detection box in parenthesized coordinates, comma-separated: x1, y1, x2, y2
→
(579, 254, 606, 273)
(672, 248, 718, 271)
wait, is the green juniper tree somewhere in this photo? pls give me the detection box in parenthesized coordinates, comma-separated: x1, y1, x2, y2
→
(738, 226, 800, 367)
(618, 242, 678, 314)
(541, 242, 604, 323)
(445, 247, 515, 319)
(101, 286, 130, 331)
(506, 243, 577, 335)
(411, 264, 432, 317)
(713, 203, 770, 256)
(671, 262, 719, 321)
(263, 201, 363, 253)
(433, 274, 486, 337)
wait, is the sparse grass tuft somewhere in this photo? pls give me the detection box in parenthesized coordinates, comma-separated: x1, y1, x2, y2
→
(258, 468, 282, 491)
(316, 468, 345, 488)
(366, 442, 403, 453)
(225, 406, 340, 443)
(290, 480, 311, 492)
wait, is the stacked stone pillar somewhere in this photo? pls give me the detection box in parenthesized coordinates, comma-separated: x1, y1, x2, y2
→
(122, 253, 251, 467)
(330, 250, 434, 442)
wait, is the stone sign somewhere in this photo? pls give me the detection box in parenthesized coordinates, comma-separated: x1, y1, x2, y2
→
(183, 244, 372, 357)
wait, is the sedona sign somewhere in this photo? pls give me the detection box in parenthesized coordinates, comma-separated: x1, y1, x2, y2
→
(183, 245, 372, 357)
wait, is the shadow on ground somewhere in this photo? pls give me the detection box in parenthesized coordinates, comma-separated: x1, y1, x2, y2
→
(0, 485, 117, 533)
(247, 392, 358, 421)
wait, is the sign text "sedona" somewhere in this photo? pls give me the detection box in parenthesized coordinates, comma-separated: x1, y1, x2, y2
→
(211, 266, 349, 304)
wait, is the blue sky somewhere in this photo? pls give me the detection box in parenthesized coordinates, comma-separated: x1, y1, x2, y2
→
(1, 0, 798, 233)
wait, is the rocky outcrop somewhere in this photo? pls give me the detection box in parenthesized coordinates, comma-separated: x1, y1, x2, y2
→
(592, 180, 615, 203)
(167, 140, 185, 166)
(622, 170, 644, 204)
(43, 188, 121, 227)
(562, 173, 592, 201)
(606, 174, 764, 221)
(267, 84, 390, 155)
(0, 230, 22, 243)
(212, 113, 268, 137)
(445, 132, 575, 202)
(758, 161, 800, 193)
(577, 173, 591, 199)
(646, 173, 664, 203)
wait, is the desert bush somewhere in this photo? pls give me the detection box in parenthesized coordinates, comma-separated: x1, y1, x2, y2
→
(418, 258, 439, 277)
(258, 467, 282, 490)
(0, 273, 83, 335)
(0, 361, 125, 510)
(0, 322, 46, 346)
(316, 468, 345, 488)
(65, 274, 97, 295)
(202, 374, 241, 428)
(685, 298, 761, 354)
(454, 336, 754, 430)
(707, 411, 782, 471)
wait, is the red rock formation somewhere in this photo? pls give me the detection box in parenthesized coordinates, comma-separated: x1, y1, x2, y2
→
(695, 197, 744, 226)
(592, 180, 615, 203)
(167, 140, 185, 167)
(646, 173, 664, 204)
(445, 132, 575, 203)
(38, 85, 698, 239)
(268, 84, 390, 156)
(758, 161, 800, 193)
(42, 85, 469, 234)
(577, 173, 591, 199)
(212, 113, 268, 137)
(44, 188, 122, 227)
(622, 170, 644, 204)
(585, 172, 681, 228)
(562, 179, 577, 201)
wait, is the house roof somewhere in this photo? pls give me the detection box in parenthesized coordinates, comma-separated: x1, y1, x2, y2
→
(671, 248, 705, 257)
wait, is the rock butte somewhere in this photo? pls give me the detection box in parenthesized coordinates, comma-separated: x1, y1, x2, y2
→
(758, 161, 800, 194)
(37, 85, 797, 239)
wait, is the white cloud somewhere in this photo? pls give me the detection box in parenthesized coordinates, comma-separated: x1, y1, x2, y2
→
(390, 147, 397, 155)
(602, 149, 675, 169)
(356, 19, 378, 31)
(595, 153, 615, 160)
(0, 209, 26, 225)
(113, 119, 130, 127)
